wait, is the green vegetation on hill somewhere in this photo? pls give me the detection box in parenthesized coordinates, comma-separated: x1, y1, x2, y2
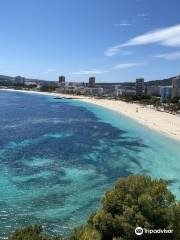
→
(9, 175, 180, 240)
(145, 78, 173, 86)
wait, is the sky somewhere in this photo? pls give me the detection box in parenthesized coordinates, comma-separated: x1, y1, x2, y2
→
(0, 0, 180, 82)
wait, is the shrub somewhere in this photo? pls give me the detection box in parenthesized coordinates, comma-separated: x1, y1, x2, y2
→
(9, 224, 63, 240)
(77, 175, 179, 240)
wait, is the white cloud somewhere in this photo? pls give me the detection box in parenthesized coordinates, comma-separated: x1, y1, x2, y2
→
(123, 24, 180, 47)
(105, 47, 135, 57)
(73, 62, 144, 75)
(153, 51, 180, 60)
(112, 62, 145, 69)
(105, 45, 123, 56)
(121, 50, 135, 55)
(72, 70, 109, 75)
(114, 21, 132, 27)
(105, 24, 180, 56)
(137, 13, 149, 20)
(137, 13, 149, 17)
(47, 69, 56, 72)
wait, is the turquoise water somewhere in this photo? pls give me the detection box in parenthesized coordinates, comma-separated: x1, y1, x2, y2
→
(0, 90, 179, 238)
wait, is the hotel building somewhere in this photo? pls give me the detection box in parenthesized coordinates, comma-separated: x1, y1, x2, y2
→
(89, 77, 96, 87)
(136, 78, 144, 94)
(160, 86, 172, 101)
(172, 75, 180, 98)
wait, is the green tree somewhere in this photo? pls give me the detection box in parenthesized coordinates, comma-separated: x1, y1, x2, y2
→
(70, 225, 101, 240)
(9, 224, 63, 240)
(9, 176, 180, 240)
(174, 202, 180, 240)
(171, 96, 180, 104)
(74, 175, 179, 240)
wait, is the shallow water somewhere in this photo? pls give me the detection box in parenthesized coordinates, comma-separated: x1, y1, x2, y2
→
(0, 91, 179, 238)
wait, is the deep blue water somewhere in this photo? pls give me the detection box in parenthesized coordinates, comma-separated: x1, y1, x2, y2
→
(0, 90, 180, 238)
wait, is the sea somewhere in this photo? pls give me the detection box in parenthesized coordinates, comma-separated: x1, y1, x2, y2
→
(0, 90, 179, 238)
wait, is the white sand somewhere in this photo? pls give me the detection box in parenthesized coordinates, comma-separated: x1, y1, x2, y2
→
(1, 88, 180, 142)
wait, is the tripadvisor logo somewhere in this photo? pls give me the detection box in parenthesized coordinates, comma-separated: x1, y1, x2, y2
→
(135, 227, 143, 235)
(135, 226, 173, 235)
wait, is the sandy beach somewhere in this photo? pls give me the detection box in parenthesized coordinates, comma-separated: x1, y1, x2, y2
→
(1, 88, 180, 142)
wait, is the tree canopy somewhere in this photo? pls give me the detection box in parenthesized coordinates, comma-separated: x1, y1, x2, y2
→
(9, 175, 180, 240)
(70, 175, 180, 240)
(8, 224, 63, 240)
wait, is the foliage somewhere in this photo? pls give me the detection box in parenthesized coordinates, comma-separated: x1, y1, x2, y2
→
(8, 176, 180, 240)
(174, 202, 180, 239)
(72, 175, 179, 240)
(69, 225, 101, 240)
(120, 93, 180, 113)
(171, 96, 180, 104)
(119, 94, 160, 106)
(9, 224, 63, 240)
(40, 85, 57, 92)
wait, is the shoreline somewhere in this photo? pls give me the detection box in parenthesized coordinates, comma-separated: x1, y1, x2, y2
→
(1, 88, 180, 142)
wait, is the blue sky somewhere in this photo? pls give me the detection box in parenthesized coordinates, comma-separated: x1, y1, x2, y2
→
(0, 0, 180, 82)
